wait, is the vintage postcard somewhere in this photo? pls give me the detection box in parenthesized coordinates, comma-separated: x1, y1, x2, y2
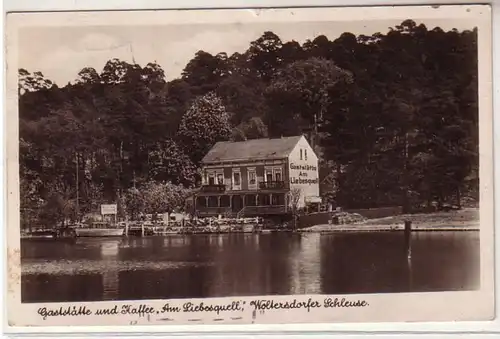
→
(5, 4, 494, 330)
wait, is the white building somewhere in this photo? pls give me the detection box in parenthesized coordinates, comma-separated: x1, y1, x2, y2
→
(194, 135, 320, 217)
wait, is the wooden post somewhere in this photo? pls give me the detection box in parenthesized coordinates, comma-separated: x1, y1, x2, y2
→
(404, 220, 412, 258)
(75, 153, 79, 224)
(141, 222, 145, 237)
(125, 215, 129, 236)
(407, 247, 413, 292)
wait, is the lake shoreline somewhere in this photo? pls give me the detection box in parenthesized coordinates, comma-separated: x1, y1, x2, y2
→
(300, 208, 480, 233)
(298, 224, 479, 233)
(20, 209, 480, 238)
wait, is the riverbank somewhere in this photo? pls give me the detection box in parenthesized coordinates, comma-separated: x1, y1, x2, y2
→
(300, 208, 479, 233)
(21, 209, 480, 238)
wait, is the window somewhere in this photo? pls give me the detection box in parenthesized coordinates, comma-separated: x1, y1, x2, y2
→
(245, 195, 256, 206)
(258, 194, 271, 206)
(274, 167, 282, 182)
(208, 173, 215, 185)
(220, 195, 230, 207)
(208, 196, 218, 207)
(304, 149, 308, 160)
(266, 170, 273, 182)
(277, 193, 285, 205)
(233, 169, 241, 190)
(196, 196, 207, 208)
(248, 169, 257, 185)
(271, 194, 280, 205)
(300, 149, 303, 160)
(217, 173, 224, 185)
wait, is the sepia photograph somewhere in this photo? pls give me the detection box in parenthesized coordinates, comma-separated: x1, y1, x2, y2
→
(5, 5, 494, 328)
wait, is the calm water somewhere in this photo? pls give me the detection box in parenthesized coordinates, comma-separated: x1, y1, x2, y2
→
(21, 232, 480, 303)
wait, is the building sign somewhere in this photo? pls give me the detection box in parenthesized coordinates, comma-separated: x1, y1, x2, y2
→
(101, 204, 117, 215)
(291, 177, 319, 184)
(289, 163, 317, 171)
(289, 162, 319, 185)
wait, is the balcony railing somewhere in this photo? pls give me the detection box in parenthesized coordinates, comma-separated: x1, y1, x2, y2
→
(200, 184, 226, 193)
(259, 181, 287, 190)
(239, 205, 288, 217)
(199, 181, 288, 192)
(196, 207, 232, 217)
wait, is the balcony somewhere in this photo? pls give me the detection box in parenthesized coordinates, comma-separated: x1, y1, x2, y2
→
(196, 207, 232, 217)
(239, 205, 288, 217)
(200, 184, 226, 193)
(259, 181, 288, 190)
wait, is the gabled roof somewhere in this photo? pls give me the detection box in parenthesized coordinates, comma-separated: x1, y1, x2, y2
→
(202, 135, 303, 164)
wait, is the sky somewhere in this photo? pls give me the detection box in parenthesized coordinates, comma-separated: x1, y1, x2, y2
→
(18, 18, 475, 85)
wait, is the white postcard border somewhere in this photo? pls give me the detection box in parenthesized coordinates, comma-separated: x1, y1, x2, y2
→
(3, 4, 496, 333)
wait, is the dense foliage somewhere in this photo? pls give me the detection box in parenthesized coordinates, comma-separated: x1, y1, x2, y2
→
(19, 20, 479, 227)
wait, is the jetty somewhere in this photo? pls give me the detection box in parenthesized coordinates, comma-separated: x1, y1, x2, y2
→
(124, 217, 263, 236)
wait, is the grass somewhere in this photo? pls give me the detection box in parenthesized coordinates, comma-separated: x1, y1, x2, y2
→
(302, 208, 480, 232)
(364, 208, 479, 227)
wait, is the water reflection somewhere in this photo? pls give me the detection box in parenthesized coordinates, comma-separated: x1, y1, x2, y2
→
(99, 240, 120, 300)
(21, 232, 480, 303)
(288, 233, 321, 295)
(319, 232, 480, 294)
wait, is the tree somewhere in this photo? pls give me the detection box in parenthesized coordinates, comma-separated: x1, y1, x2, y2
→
(248, 31, 284, 82)
(79, 181, 104, 216)
(20, 139, 43, 231)
(124, 187, 145, 221)
(177, 92, 232, 163)
(100, 58, 131, 84)
(38, 187, 76, 227)
(216, 70, 267, 126)
(182, 51, 228, 95)
(266, 57, 353, 145)
(17, 21, 479, 222)
(142, 181, 189, 222)
(18, 69, 54, 95)
(287, 188, 302, 230)
(142, 62, 166, 85)
(148, 139, 197, 187)
(76, 67, 101, 84)
(235, 117, 269, 140)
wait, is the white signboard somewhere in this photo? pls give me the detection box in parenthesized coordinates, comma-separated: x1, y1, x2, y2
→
(101, 204, 117, 215)
(305, 196, 322, 203)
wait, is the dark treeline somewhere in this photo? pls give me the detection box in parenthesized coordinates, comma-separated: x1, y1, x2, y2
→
(19, 20, 479, 226)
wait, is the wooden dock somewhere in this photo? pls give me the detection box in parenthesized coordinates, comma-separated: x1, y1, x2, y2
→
(124, 218, 263, 236)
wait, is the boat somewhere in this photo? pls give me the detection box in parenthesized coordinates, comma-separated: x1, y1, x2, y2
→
(74, 222, 124, 237)
(21, 227, 77, 241)
(21, 229, 57, 240)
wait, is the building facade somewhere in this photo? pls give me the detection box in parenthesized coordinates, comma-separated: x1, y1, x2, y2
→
(193, 135, 320, 218)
